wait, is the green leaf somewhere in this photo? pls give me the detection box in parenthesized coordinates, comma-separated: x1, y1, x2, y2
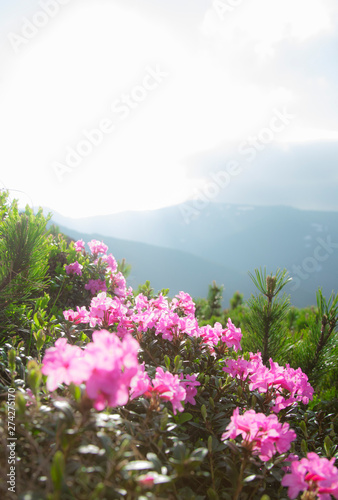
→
(324, 435, 333, 458)
(177, 412, 193, 425)
(50, 451, 65, 492)
(207, 487, 220, 500)
(244, 474, 257, 483)
(301, 439, 308, 454)
(123, 461, 153, 471)
(300, 420, 308, 439)
(164, 355, 171, 370)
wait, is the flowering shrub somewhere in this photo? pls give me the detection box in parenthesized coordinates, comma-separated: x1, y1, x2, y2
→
(1, 232, 337, 500)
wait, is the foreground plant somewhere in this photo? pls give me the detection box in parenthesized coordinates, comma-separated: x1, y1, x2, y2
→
(1, 232, 337, 500)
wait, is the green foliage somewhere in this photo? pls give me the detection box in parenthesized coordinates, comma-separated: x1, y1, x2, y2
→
(241, 268, 292, 364)
(287, 289, 338, 395)
(0, 193, 52, 345)
(195, 281, 224, 322)
(229, 291, 243, 311)
(1, 207, 338, 499)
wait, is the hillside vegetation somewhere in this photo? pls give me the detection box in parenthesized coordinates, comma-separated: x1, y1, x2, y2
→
(1, 193, 338, 500)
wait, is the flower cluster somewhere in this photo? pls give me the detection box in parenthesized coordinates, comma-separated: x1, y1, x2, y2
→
(85, 279, 107, 295)
(42, 331, 140, 410)
(88, 239, 108, 256)
(74, 239, 85, 252)
(223, 352, 313, 412)
(65, 261, 83, 276)
(148, 367, 187, 415)
(222, 408, 296, 461)
(171, 291, 196, 316)
(199, 318, 242, 353)
(282, 452, 338, 500)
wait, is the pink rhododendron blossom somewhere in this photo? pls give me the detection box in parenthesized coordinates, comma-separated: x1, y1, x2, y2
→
(179, 373, 200, 405)
(41, 338, 90, 391)
(198, 319, 242, 353)
(198, 324, 221, 353)
(150, 294, 169, 311)
(223, 353, 313, 413)
(85, 279, 107, 295)
(63, 306, 90, 324)
(178, 315, 199, 338)
(130, 363, 151, 400)
(83, 330, 140, 410)
(221, 318, 242, 351)
(89, 292, 115, 326)
(150, 367, 186, 415)
(65, 261, 83, 276)
(63, 309, 76, 322)
(222, 408, 296, 461)
(88, 239, 108, 256)
(74, 239, 85, 252)
(134, 293, 149, 311)
(282, 452, 338, 500)
(110, 272, 127, 298)
(156, 311, 181, 341)
(223, 358, 252, 380)
(171, 291, 196, 315)
(101, 253, 118, 274)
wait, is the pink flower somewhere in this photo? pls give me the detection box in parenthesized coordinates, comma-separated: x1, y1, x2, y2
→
(150, 367, 186, 415)
(221, 318, 242, 351)
(198, 324, 220, 353)
(179, 373, 200, 405)
(282, 452, 338, 500)
(74, 239, 85, 252)
(83, 330, 140, 410)
(222, 408, 296, 461)
(178, 314, 199, 338)
(110, 272, 127, 298)
(130, 363, 151, 400)
(63, 306, 90, 324)
(223, 358, 252, 380)
(223, 353, 314, 413)
(63, 309, 76, 321)
(150, 294, 169, 311)
(88, 239, 108, 256)
(65, 261, 83, 276)
(85, 279, 107, 295)
(198, 319, 242, 353)
(41, 338, 90, 391)
(171, 291, 196, 315)
(89, 292, 115, 326)
(156, 311, 180, 341)
(101, 253, 118, 274)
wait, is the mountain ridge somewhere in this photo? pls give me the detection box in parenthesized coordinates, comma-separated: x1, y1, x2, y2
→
(43, 203, 338, 308)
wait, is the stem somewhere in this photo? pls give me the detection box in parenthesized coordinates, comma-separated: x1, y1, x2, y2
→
(233, 456, 247, 500)
(48, 276, 66, 319)
(262, 294, 272, 365)
(209, 450, 216, 491)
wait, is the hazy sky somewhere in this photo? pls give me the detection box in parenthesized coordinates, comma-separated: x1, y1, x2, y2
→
(0, 0, 337, 217)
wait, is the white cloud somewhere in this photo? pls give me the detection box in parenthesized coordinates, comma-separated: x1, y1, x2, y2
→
(0, 0, 337, 216)
(203, 0, 332, 57)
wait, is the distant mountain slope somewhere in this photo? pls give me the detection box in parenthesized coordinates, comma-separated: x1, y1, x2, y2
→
(47, 203, 338, 308)
(54, 224, 250, 307)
